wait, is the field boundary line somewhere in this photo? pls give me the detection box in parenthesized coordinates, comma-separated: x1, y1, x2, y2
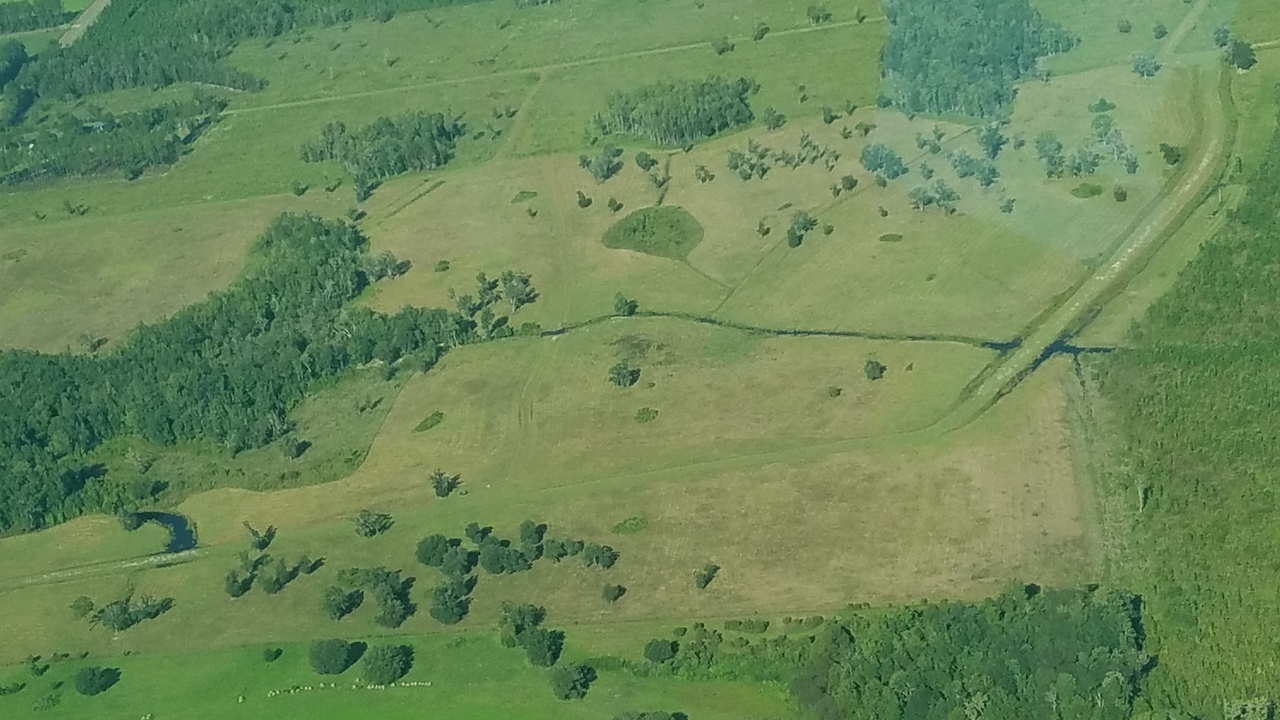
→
(224, 16, 886, 117)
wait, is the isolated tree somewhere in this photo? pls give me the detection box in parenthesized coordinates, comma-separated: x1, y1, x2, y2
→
(582, 543, 620, 568)
(1035, 132, 1065, 177)
(322, 586, 364, 620)
(1153, 22, 1167, 40)
(978, 124, 1007, 160)
(609, 363, 641, 388)
(1214, 22, 1231, 47)
(602, 584, 627, 603)
(1160, 143, 1184, 165)
(549, 664, 596, 700)
(644, 639, 678, 663)
(710, 35, 734, 55)
(1117, 19, 1132, 34)
(353, 510, 394, 538)
(864, 359, 887, 381)
(308, 639, 361, 675)
(1000, 197, 1016, 214)
(635, 151, 658, 172)
(840, 174, 858, 192)
(693, 564, 720, 589)
(1228, 39, 1257, 70)
(225, 569, 254, 598)
(614, 294, 639, 316)
(243, 522, 276, 551)
(69, 596, 95, 619)
(762, 106, 786, 130)
(577, 190, 593, 208)
(429, 469, 459, 498)
(416, 534, 453, 567)
(1132, 52, 1162, 78)
(753, 22, 770, 41)
(361, 644, 413, 684)
(73, 667, 119, 696)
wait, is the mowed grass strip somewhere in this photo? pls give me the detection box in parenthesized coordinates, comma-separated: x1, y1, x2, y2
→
(0, 634, 789, 720)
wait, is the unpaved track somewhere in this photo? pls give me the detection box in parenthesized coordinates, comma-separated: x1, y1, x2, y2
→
(0, 549, 206, 593)
(58, 0, 110, 46)
(937, 65, 1228, 430)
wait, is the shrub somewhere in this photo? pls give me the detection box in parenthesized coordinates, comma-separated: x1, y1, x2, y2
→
(413, 411, 445, 432)
(1088, 98, 1116, 113)
(353, 510, 393, 537)
(603, 584, 627, 603)
(879, 233, 903, 243)
(73, 667, 119, 696)
(433, 259, 450, 272)
(644, 639, 678, 663)
(576, 190, 593, 208)
(308, 639, 362, 675)
(634, 407, 659, 424)
(361, 644, 413, 685)
(549, 664, 596, 700)
(693, 564, 719, 589)
(1114, 186, 1128, 202)
(582, 543, 620, 568)
(710, 35, 734, 55)
(635, 151, 659, 172)
(1160, 143, 1183, 165)
(612, 516, 648, 534)
(614, 294, 639, 316)
(262, 647, 283, 662)
(69, 596, 95, 619)
(864, 359, 887, 380)
(609, 363, 641, 388)
(1070, 183, 1104, 199)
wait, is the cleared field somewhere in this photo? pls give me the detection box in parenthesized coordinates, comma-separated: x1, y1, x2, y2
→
(1232, 0, 1280, 42)
(226, 0, 883, 111)
(0, 193, 344, 353)
(0, 346, 1088, 665)
(1036, 0, 1202, 74)
(0, 634, 789, 720)
(0, 516, 167, 584)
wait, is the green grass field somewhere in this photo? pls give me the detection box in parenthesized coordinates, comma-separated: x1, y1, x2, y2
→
(0, 0, 1265, 716)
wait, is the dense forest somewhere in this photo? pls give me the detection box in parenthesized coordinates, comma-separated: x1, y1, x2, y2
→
(1096, 94, 1280, 714)
(793, 587, 1148, 720)
(0, 94, 225, 183)
(592, 76, 757, 146)
(0, 214, 472, 533)
(3, 0, 483, 105)
(301, 111, 467, 200)
(881, 0, 1076, 118)
(630, 585, 1152, 719)
(0, 0, 72, 35)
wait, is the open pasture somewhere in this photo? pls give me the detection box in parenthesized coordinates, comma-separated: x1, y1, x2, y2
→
(0, 352, 1090, 666)
(0, 193, 346, 353)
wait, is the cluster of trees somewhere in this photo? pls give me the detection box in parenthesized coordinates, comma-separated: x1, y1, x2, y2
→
(416, 521, 617, 624)
(0, 94, 225, 183)
(0, 0, 72, 34)
(909, 179, 960, 213)
(792, 586, 1148, 720)
(881, 0, 1076, 117)
(0, 213, 471, 533)
(449, 270, 539, 340)
(592, 76, 757, 146)
(333, 567, 416, 627)
(1213, 22, 1257, 71)
(13, 0, 474, 103)
(859, 143, 907, 182)
(580, 142, 623, 182)
(499, 602, 564, 667)
(1095, 91, 1280, 713)
(72, 667, 120, 697)
(308, 638, 365, 675)
(1033, 126, 1134, 180)
(85, 594, 174, 632)
(301, 111, 467, 200)
(225, 548, 321, 597)
(727, 133, 843, 183)
(353, 509, 394, 537)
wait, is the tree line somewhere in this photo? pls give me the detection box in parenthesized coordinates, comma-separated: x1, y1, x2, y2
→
(0, 93, 225, 183)
(0, 0, 72, 35)
(592, 76, 758, 147)
(0, 213, 475, 533)
(301, 110, 467, 200)
(881, 0, 1076, 118)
